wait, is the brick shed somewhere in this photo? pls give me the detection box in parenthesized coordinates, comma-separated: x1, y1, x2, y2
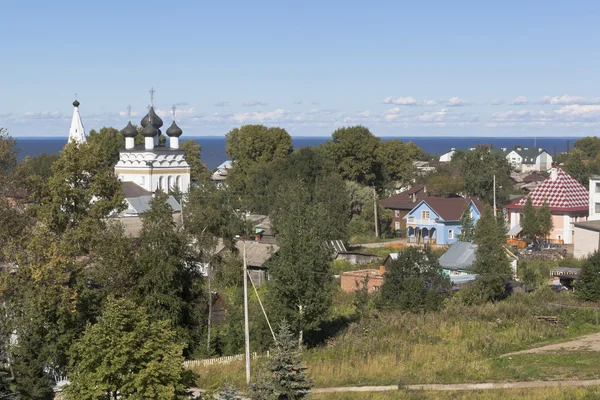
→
(340, 267, 385, 294)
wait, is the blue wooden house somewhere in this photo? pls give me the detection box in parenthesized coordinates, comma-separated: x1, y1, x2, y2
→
(404, 197, 485, 245)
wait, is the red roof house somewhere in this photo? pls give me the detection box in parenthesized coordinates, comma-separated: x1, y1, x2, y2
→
(505, 168, 589, 244)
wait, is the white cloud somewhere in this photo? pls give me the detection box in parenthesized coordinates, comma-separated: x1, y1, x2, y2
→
(553, 104, 600, 120)
(22, 111, 62, 120)
(118, 110, 141, 117)
(445, 97, 468, 107)
(511, 96, 528, 105)
(232, 109, 287, 123)
(155, 107, 197, 119)
(491, 100, 504, 105)
(538, 95, 600, 105)
(242, 100, 268, 107)
(383, 96, 438, 106)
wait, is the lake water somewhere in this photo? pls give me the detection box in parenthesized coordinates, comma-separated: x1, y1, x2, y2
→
(15, 136, 580, 170)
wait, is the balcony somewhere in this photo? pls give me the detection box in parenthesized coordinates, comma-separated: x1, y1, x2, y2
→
(407, 218, 436, 226)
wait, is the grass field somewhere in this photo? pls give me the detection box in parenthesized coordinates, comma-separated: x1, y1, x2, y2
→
(310, 386, 600, 400)
(191, 289, 600, 392)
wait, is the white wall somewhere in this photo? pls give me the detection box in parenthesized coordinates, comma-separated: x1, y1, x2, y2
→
(589, 177, 600, 221)
(574, 227, 599, 259)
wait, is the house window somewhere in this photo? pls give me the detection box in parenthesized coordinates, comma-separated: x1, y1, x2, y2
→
(596, 183, 600, 193)
(422, 211, 430, 220)
(448, 229, 454, 240)
(395, 210, 400, 218)
(395, 222, 400, 230)
(595, 203, 600, 214)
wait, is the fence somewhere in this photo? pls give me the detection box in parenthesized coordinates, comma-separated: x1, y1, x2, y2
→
(183, 351, 269, 368)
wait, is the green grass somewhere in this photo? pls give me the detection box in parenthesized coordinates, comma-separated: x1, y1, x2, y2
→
(491, 352, 600, 382)
(191, 290, 600, 391)
(310, 386, 600, 400)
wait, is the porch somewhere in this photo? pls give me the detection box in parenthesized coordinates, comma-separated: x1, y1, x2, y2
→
(407, 226, 438, 245)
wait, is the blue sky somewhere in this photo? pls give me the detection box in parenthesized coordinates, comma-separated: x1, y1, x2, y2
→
(2, 0, 600, 137)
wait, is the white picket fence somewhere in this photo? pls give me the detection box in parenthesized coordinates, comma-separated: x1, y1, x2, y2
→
(184, 351, 269, 368)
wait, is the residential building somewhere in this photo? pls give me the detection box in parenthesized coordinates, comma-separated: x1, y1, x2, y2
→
(505, 167, 589, 244)
(588, 175, 600, 221)
(340, 268, 384, 293)
(498, 147, 553, 173)
(211, 160, 232, 187)
(439, 149, 456, 162)
(573, 220, 600, 259)
(404, 197, 485, 245)
(438, 241, 517, 277)
(379, 185, 428, 231)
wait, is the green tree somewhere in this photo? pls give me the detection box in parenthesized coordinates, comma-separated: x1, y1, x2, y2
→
(520, 196, 538, 242)
(574, 136, 600, 159)
(0, 365, 19, 399)
(34, 140, 125, 251)
(452, 146, 512, 206)
(87, 126, 124, 168)
(64, 298, 191, 400)
(225, 124, 292, 199)
(378, 247, 450, 312)
(0, 128, 18, 197)
(575, 251, 600, 302)
(538, 200, 553, 240)
(180, 139, 209, 183)
(564, 149, 589, 187)
(268, 181, 333, 342)
(376, 140, 423, 186)
(471, 204, 513, 302)
(249, 321, 312, 400)
(458, 201, 475, 242)
(136, 192, 205, 355)
(324, 126, 383, 186)
(423, 163, 465, 198)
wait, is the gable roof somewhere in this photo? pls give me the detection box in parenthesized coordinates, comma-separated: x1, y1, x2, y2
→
(506, 168, 589, 212)
(413, 196, 485, 221)
(379, 185, 427, 210)
(121, 181, 152, 198)
(438, 241, 477, 270)
(497, 147, 549, 164)
(523, 172, 546, 183)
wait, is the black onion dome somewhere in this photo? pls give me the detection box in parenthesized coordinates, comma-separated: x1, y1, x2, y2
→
(140, 107, 163, 129)
(73, 99, 80, 107)
(121, 121, 137, 138)
(157, 128, 162, 136)
(142, 122, 158, 137)
(166, 121, 183, 137)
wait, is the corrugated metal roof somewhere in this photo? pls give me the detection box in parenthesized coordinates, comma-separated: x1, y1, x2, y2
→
(438, 241, 478, 270)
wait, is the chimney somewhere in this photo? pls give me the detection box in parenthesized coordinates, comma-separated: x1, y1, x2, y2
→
(550, 163, 558, 180)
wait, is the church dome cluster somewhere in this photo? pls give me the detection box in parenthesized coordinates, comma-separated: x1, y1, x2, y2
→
(120, 90, 184, 150)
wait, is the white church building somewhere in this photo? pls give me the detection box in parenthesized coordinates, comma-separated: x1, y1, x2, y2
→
(115, 106, 190, 194)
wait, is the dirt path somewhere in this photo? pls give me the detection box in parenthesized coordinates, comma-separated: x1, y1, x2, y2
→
(312, 379, 600, 393)
(501, 332, 600, 357)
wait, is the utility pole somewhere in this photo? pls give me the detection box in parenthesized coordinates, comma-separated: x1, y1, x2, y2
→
(493, 174, 497, 217)
(373, 187, 379, 238)
(242, 238, 251, 384)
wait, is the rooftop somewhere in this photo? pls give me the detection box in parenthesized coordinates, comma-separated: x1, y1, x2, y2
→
(413, 196, 486, 221)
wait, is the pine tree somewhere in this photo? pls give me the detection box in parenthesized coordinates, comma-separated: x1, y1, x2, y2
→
(472, 204, 513, 302)
(458, 200, 475, 242)
(0, 366, 19, 400)
(576, 251, 600, 302)
(538, 200, 553, 241)
(520, 196, 538, 242)
(249, 321, 312, 400)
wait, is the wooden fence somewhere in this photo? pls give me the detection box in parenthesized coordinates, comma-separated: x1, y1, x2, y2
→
(183, 351, 269, 368)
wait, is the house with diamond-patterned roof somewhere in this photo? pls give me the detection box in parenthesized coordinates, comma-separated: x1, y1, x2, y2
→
(505, 167, 589, 244)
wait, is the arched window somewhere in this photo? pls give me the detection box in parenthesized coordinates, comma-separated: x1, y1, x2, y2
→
(167, 176, 173, 193)
(158, 176, 164, 191)
(176, 175, 182, 191)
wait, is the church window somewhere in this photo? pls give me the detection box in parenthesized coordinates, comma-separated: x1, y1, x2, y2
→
(158, 176, 164, 191)
(140, 176, 145, 185)
(168, 176, 173, 193)
(176, 175, 182, 191)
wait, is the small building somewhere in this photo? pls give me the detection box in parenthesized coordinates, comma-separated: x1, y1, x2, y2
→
(549, 267, 581, 290)
(211, 160, 232, 187)
(498, 147, 553, 173)
(439, 149, 456, 162)
(214, 239, 280, 286)
(340, 267, 385, 293)
(573, 220, 600, 259)
(438, 241, 518, 277)
(506, 167, 589, 244)
(404, 197, 485, 245)
(335, 252, 380, 265)
(379, 185, 428, 231)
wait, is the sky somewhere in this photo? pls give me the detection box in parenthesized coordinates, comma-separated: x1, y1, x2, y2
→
(2, 0, 600, 138)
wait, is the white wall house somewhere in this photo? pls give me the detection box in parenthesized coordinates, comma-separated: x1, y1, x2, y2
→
(439, 149, 456, 162)
(499, 147, 553, 173)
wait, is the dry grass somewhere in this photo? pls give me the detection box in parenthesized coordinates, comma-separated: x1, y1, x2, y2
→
(310, 386, 600, 399)
(191, 290, 600, 390)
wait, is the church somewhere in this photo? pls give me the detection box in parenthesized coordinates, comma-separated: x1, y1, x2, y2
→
(66, 95, 190, 224)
